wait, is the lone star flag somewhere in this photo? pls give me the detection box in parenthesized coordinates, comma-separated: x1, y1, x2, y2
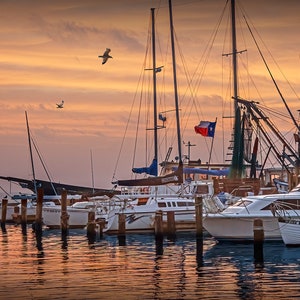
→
(194, 121, 216, 137)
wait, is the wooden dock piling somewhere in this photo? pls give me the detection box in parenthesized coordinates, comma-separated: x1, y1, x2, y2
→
(166, 211, 176, 236)
(118, 213, 126, 236)
(21, 199, 27, 234)
(195, 196, 203, 237)
(253, 218, 264, 265)
(60, 190, 69, 234)
(154, 210, 163, 239)
(87, 211, 96, 243)
(97, 219, 106, 238)
(34, 188, 43, 233)
(1, 198, 8, 231)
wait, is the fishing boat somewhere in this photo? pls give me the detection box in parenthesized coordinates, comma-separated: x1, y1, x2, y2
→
(200, 0, 300, 240)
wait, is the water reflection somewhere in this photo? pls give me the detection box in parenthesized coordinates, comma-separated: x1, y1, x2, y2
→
(0, 226, 300, 299)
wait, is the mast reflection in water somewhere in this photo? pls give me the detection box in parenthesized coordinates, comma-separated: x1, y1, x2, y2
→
(0, 225, 300, 299)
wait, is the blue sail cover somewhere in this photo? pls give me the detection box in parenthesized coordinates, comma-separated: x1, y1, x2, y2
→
(172, 167, 229, 176)
(132, 158, 158, 176)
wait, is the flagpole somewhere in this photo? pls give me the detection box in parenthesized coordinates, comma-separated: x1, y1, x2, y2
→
(208, 118, 217, 167)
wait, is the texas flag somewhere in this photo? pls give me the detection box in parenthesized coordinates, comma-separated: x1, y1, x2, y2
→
(194, 121, 216, 137)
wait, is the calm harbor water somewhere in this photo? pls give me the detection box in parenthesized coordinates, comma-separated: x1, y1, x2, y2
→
(0, 225, 300, 299)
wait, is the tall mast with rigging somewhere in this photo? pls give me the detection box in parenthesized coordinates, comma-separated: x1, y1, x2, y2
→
(168, 0, 182, 164)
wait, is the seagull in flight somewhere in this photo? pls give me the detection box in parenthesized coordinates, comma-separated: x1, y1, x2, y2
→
(56, 100, 64, 108)
(98, 48, 113, 64)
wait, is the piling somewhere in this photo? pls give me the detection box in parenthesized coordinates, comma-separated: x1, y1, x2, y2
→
(166, 211, 176, 237)
(98, 219, 106, 238)
(87, 211, 96, 243)
(1, 198, 8, 232)
(154, 210, 163, 239)
(21, 199, 27, 235)
(195, 196, 203, 237)
(34, 188, 43, 233)
(118, 213, 126, 236)
(60, 190, 69, 235)
(253, 218, 264, 265)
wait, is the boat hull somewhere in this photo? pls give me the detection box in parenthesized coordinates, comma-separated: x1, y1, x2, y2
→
(43, 206, 90, 229)
(278, 219, 300, 246)
(203, 214, 282, 241)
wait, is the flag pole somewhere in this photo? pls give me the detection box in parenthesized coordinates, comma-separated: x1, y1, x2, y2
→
(208, 117, 217, 167)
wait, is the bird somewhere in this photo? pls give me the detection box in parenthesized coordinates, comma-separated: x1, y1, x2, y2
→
(98, 48, 113, 64)
(56, 100, 64, 108)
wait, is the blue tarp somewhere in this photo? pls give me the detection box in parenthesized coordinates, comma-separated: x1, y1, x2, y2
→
(132, 158, 158, 176)
(173, 167, 229, 176)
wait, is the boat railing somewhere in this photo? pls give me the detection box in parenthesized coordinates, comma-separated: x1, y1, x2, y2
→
(271, 202, 300, 220)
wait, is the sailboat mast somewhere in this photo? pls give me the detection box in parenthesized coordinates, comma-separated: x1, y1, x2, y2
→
(25, 111, 37, 195)
(151, 8, 158, 170)
(168, 0, 182, 163)
(231, 0, 238, 110)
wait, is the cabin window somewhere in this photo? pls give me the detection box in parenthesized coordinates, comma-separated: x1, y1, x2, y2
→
(196, 185, 209, 194)
(158, 203, 167, 208)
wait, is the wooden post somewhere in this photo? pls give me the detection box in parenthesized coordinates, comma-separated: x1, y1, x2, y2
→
(98, 219, 106, 238)
(60, 190, 69, 235)
(21, 198, 27, 234)
(195, 196, 203, 237)
(1, 198, 8, 232)
(155, 210, 164, 255)
(87, 211, 96, 231)
(253, 218, 264, 266)
(118, 213, 126, 236)
(87, 211, 96, 243)
(34, 188, 44, 233)
(154, 210, 163, 239)
(166, 211, 176, 236)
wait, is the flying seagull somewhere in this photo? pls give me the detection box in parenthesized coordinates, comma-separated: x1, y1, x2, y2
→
(56, 100, 64, 108)
(98, 48, 113, 64)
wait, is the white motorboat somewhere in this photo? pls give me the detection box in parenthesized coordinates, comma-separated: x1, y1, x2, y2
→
(278, 217, 300, 246)
(42, 196, 111, 229)
(203, 184, 300, 241)
(104, 180, 221, 233)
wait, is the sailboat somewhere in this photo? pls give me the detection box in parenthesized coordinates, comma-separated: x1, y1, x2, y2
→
(105, 2, 224, 234)
(202, 0, 300, 241)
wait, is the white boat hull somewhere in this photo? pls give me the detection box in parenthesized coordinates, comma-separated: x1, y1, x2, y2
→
(278, 219, 300, 246)
(203, 213, 281, 241)
(43, 206, 90, 229)
(104, 204, 157, 233)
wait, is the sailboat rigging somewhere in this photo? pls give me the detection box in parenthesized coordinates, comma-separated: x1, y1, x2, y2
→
(114, 0, 183, 187)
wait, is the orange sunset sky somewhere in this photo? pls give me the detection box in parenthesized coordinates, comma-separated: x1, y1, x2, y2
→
(0, 0, 299, 194)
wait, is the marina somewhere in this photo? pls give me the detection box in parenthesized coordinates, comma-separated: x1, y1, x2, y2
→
(0, 0, 300, 299)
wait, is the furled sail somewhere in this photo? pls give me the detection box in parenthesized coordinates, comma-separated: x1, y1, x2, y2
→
(114, 162, 183, 186)
(132, 158, 158, 176)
